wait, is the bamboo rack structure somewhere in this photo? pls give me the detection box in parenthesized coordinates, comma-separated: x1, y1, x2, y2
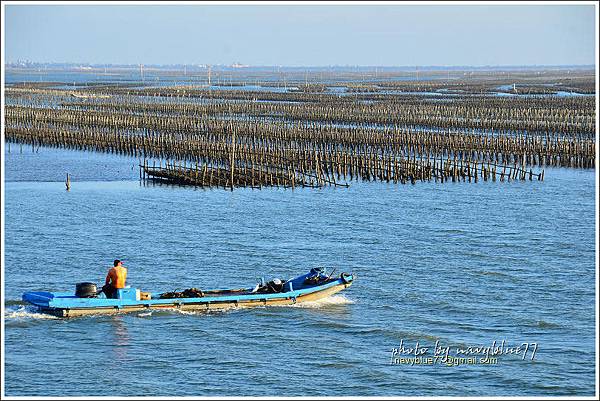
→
(6, 77, 590, 190)
(138, 155, 543, 189)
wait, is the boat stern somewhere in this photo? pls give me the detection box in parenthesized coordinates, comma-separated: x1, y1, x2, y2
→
(22, 291, 55, 308)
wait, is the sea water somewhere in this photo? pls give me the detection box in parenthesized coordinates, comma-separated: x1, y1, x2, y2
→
(3, 146, 596, 396)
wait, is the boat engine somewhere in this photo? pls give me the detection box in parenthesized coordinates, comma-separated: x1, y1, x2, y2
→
(75, 282, 98, 298)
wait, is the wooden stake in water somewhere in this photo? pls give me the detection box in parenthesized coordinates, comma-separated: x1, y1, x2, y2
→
(66, 173, 71, 191)
(229, 106, 235, 191)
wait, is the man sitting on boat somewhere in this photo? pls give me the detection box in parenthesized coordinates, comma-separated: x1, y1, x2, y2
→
(102, 259, 127, 299)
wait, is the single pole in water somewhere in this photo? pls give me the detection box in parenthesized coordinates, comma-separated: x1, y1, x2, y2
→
(229, 106, 236, 191)
(66, 173, 71, 191)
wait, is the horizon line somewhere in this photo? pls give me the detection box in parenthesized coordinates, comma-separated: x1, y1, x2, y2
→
(5, 62, 597, 69)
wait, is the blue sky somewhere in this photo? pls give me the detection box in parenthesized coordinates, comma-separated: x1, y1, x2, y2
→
(4, 4, 596, 66)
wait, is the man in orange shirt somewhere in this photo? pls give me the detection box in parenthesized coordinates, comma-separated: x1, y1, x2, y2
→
(103, 259, 128, 299)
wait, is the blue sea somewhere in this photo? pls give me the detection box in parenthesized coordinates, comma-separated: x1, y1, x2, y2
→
(2, 146, 596, 396)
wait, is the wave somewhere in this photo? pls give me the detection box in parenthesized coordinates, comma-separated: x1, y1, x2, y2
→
(290, 295, 354, 308)
(535, 320, 561, 329)
(175, 309, 209, 316)
(4, 306, 59, 320)
(480, 271, 511, 277)
(440, 229, 466, 234)
(136, 311, 153, 317)
(173, 307, 237, 316)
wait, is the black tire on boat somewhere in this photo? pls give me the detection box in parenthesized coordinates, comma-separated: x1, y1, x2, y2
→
(340, 272, 352, 284)
(75, 282, 98, 298)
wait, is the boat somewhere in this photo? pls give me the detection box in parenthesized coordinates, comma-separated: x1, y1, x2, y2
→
(22, 267, 354, 318)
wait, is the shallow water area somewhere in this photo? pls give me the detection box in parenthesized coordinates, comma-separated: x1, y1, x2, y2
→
(3, 146, 596, 396)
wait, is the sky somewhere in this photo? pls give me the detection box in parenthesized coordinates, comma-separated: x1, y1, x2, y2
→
(3, 3, 597, 67)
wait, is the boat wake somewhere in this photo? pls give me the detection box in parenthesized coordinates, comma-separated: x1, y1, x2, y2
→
(168, 295, 355, 316)
(174, 308, 237, 316)
(4, 305, 59, 320)
(288, 294, 354, 308)
(136, 311, 153, 318)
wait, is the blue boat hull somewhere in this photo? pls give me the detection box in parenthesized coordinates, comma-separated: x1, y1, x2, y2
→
(22, 270, 354, 317)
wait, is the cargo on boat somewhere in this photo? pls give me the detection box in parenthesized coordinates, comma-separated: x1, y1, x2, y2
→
(22, 268, 354, 317)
